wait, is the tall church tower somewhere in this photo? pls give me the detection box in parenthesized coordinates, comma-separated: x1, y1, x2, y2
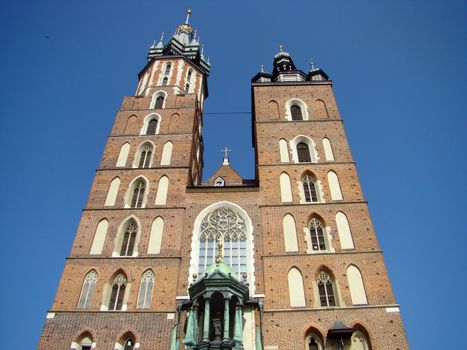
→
(38, 11, 408, 350)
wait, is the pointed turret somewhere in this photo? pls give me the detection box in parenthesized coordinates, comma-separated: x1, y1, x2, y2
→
(146, 9, 210, 74)
(307, 59, 329, 81)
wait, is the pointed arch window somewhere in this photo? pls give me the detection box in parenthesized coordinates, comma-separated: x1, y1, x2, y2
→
(124, 338, 135, 350)
(297, 142, 311, 162)
(303, 174, 319, 202)
(137, 270, 155, 309)
(77, 270, 97, 308)
(162, 76, 168, 86)
(120, 220, 137, 256)
(291, 105, 303, 121)
(317, 271, 336, 307)
(138, 143, 153, 168)
(309, 218, 326, 251)
(130, 180, 145, 208)
(109, 273, 127, 311)
(198, 207, 247, 278)
(155, 95, 164, 109)
(146, 118, 158, 135)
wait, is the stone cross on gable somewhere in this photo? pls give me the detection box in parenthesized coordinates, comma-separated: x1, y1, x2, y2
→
(221, 147, 231, 165)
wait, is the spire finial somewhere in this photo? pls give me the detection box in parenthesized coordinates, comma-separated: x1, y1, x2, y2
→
(160, 32, 165, 42)
(185, 8, 192, 24)
(279, 44, 283, 52)
(194, 29, 198, 39)
(201, 44, 205, 54)
(221, 147, 232, 165)
(310, 59, 316, 71)
(260, 64, 265, 73)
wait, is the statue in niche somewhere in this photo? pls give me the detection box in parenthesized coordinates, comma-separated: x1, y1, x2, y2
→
(212, 312, 223, 341)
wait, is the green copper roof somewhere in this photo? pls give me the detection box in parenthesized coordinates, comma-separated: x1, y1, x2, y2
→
(203, 256, 238, 280)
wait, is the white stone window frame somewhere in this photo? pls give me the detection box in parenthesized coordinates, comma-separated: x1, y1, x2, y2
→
(100, 271, 131, 311)
(77, 270, 98, 309)
(158, 61, 174, 86)
(290, 135, 319, 163)
(304, 332, 324, 350)
(285, 98, 309, 121)
(149, 90, 167, 109)
(123, 176, 150, 209)
(213, 177, 225, 186)
(184, 67, 197, 94)
(112, 215, 143, 258)
(70, 338, 97, 350)
(132, 141, 155, 169)
(303, 218, 335, 254)
(297, 172, 325, 204)
(188, 201, 255, 295)
(311, 270, 344, 308)
(140, 113, 161, 135)
(136, 269, 155, 309)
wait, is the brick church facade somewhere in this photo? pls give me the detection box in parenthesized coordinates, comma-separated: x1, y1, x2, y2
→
(38, 10, 409, 350)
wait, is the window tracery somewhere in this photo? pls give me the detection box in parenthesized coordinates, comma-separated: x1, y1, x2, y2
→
(109, 273, 127, 311)
(77, 270, 97, 308)
(137, 270, 154, 309)
(303, 175, 319, 202)
(130, 181, 145, 208)
(198, 207, 247, 278)
(309, 218, 326, 251)
(138, 143, 152, 168)
(317, 271, 336, 307)
(120, 221, 137, 256)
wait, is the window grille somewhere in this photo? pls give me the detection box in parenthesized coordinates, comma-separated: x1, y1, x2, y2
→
(139, 144, 152, 168)
(309, 218, 326, 251)
(198, 207, 247, 279)
(120, 221, 137, 256)
(317, 271, 336, 307)
(77, 270, 97, 308)
(137, 270, 155, 309)
(109, 274, 127, 311)
(303, 175, 318, 202)
(130, 181, 145, 208)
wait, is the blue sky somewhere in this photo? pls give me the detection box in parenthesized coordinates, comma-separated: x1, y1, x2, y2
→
(0, 0, 466, 348)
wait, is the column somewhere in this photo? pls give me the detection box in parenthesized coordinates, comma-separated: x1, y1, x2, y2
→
(223, 297, 230, 341)
(203, 298, 211, 341)
(233, 303, 243, 344)
(192, 303, 199, 343)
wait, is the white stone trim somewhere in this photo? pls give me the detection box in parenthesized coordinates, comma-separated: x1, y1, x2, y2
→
(132, 140, 155, 168)
(112, 214, 143, 257)
(149, 90, 167, 109)
(123, 175, 150, 209)
(289, 135, 318, 163)
(285, 98, 309, 121)
(140, 113, 161, 135)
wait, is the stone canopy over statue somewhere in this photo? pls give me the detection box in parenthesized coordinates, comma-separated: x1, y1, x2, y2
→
(182, 240, 253, 350)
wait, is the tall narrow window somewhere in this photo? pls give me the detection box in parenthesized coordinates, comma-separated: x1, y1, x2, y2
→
(336, 211, 354, 249)
(164, 63, 171, 75)
(155, 176, 169, 205)
(155, 96, 164, 109)
(297, 142, 311, 162)
(303, 174, 319, 202)
(347, 265, 368, 305)
(327, 171, 343, 200)
(148, 217, 164, 254)
(309, 218, 326, 251)
(288, 267, 306, 307)
(77, 270, 97, 308)
(138, 143, 153, 168)
(120, 220, 137, 256)
(130, 180, 145, 208)
(160, 141, 173, 165)
(322, 137, 335, 161)
(279, 172, 293, 202)
(162, 77, 168, 86)
(109, 273, 127, 311)
(116, 143, 130, 167)
(137, 270, 155, 309)
(146, 118, 158, 135)
(279, 139, 289, 162)
(104, 177, 120, 206)
(90, 219, 109, 255)
(283, 214, 298, 252)
(291, 105, 303, 121)
(317, 271, 336, 307)
(185, 69, 192, 92)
